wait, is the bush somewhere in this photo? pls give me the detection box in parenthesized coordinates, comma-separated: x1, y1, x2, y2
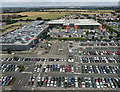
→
(13, 56, 19, 60)
(7, 48, 11, 54)
(45, 51, 48, 53)
(18, 65, 25, 72)
(36, 17, 42, 20)
(40, 46, 43, 48)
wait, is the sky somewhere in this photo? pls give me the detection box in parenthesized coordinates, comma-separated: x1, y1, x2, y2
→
(2, 0, 120, 2)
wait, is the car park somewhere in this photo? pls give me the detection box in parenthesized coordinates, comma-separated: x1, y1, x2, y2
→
(0, 76, 15, 86)
(82, 65, 120, 74)
(1, 64, 22, 72)
(42, 64, 74, 73)
(80, 57, 120, 63)
(0, 57, 67, 62)
(36, 76, 120, 89)
(34, 64, 42, 72)
(79, 50, 120, 56)
(25, 74, 36, 87)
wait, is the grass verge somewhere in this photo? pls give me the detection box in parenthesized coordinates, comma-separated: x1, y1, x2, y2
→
(8, 77, 16, 86)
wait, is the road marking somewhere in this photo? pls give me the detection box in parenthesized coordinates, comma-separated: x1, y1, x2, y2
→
(74, 72, 81, 75)
(4, 87, 11, 90)
(21, 72, 32, 74)
(25, 67, 28, 70)
(32, 87, 34, 90)
(18, 80, 21, 84)
(20, 80, 23, 84)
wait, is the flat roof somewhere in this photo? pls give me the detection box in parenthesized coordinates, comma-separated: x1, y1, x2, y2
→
(48, 19, 101, 26)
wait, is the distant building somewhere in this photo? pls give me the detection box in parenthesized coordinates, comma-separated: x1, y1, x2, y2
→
(47, 19, 102, 29)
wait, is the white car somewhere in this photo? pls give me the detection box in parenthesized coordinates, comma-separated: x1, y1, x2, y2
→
(37, 68, 40, 72)
(50, 83, 53, 87)
(60, 68, 62, 72)
(63, 69, 65, 73)
(45, 68, 48, 72)
(82, 83, 85, 88)
(54, 81, 57, 87)
(75, 82, 78, 88)
(15, 67, 19, 71)
(47, 83, 50, 87)
(68, 58, 74, 62)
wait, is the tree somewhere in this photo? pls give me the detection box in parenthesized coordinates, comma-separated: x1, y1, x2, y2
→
(6, 17, 12, 22)
(36, 17, 42, 20)
(26, 18, 29, 22)
(109, 36, 113, 39)
(92, 36, 94, 39)
(100, 36, 103, 39)
(117, 34, 120, 38)
(19, 19, 23, 21)
(81, 26, 83, 29)
(20, 23, 22, 26)
(47, 34, 50, 38)
(90, 26, 94, 30)
(7, 48, 11, 54)
(13, 56, 19, 60)
(69, 35, 71, 37)
(75, 17, 78, 19)
(18, 65, 25, 72)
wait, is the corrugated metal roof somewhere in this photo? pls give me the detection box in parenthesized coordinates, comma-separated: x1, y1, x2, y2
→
(48, 19, 101, 26)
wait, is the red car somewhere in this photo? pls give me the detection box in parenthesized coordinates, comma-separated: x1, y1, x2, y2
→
(98, 60, 101, 63)
(95, 79, 98, 82)
(25, 81, 30, 86)
(109, 51, 111, 54)
(32, 58, 35, 61)
(104, 53, 106, 55)
(68, 69, 71, 72)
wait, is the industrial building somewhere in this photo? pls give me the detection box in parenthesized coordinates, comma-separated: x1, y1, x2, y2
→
(0, 21, 49, 51)
(47, 19, 102, 29)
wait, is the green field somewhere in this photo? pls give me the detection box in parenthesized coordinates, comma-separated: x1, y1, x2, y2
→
(8, 12, 70, 20)
(2, 11, 113, 20)
(1, 21, 31, 33)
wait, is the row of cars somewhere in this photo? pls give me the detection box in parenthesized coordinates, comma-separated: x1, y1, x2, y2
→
(0, 76, 15, 86)
(76, 40, 120, 43)
(42, 64, 74, 73)
(0, 57, 66, 62)
(25, 74, 36, 87)
(80, 57, 120, 63)
(49, 28, 81, 38)
(1, 64, 21, 72)
(78, 42, 120, 46)
(82, 65, 120, 74)
(79, 47, 120, 50)
(106, 22, 119, 28)
(36, 76, 120, 88)
(68, 42, 74, 62)
(79, 50, 120, 56)
(34, 64, 42, 72)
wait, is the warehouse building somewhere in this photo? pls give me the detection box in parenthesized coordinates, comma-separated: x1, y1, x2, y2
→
(47, 19, 102, 29)
(0, 21, 49, 51)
